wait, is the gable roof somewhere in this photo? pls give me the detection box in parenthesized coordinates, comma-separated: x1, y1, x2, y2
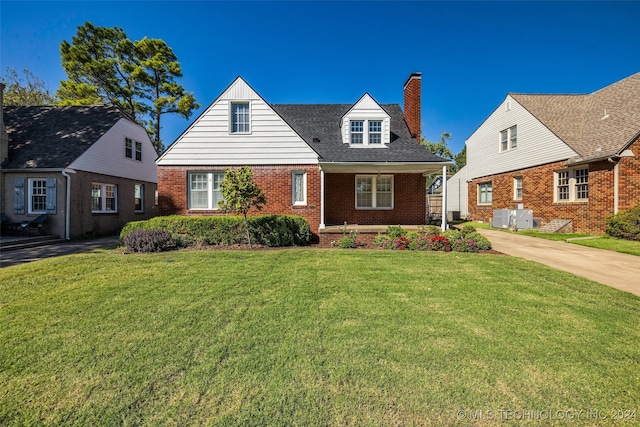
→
(510, 72, 640, 163)
(3, 105, 133, 169)
(271, 103, 446, 163)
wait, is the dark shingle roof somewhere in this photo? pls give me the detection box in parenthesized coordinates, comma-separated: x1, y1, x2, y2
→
(511, 72, 640, 162)
(271, 103, 447, 163)
(3, 105, 128, 169)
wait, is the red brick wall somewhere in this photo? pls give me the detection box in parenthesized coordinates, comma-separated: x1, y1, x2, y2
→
(325, 173, 426, 226)
(467, 141, 640, 233)
(158, 165, 321, 234)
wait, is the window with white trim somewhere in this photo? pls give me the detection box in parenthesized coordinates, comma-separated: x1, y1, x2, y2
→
(356, 175, 393, 209)
(92, 183, 118, 213)
(350, 120, 385, 146)
(28, 178, 47, 213)
(134, 184, 144, 212)
(231, 102, 250, 134)
(188, 172, 225, 210)
(513, 177, 522, 200)
(125, 138, 142, 161)
(478, 182, 492, 205)
(292, 171, 307, 205)
(555, 168, 588, 202)
(500, 125, 517, 152)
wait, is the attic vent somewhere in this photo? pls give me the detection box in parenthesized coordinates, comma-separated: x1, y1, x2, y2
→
(505, 100, 511, 111)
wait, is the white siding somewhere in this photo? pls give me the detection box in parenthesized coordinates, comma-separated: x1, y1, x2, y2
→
(467, 95, 578, 179)
(446, 165, 468, 217)
(157, 77, 318, 166)
(341, 94, 391, 145)
(68, 118, 157, 183)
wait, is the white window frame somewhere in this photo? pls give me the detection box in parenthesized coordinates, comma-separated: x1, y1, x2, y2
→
(500, 125, 517, 152)
(350, 119, 386, 146)
(92, 183, 118, 213)
(555, 168, 588, 202)
(134, 183, 144, 212)
(188, 171, 225, 210)
(230, 101, 250, 134)
(513, 176, 523, 201)
(125, 138, 142, 161)
(292, 171, 307, 206)
(478, 182, 492, 205)
(355, 175, 394, 210)
(28, 178, 47, 214)
(350, 121, 364, 144)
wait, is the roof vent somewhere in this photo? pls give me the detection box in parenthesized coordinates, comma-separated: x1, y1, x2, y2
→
(312, 137, 320, 143)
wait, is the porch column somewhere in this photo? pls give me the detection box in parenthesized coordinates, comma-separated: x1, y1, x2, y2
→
(319, 169, 325, 229)
(441, 165, 448, 231)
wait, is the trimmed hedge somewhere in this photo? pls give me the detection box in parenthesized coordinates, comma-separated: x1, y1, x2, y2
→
(606, 205, 640, 241)
(120, 215, 312, 248)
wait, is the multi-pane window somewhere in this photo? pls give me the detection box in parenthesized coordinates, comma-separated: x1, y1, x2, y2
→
(356, 175, 393, 209)
(556, 168, 588, 202)
(231, 102, 250, 133)
(513, 177, 523, 200)
(292, 171, 306, 205)
(125, 138, 142, 161)
(29, 179, 47, 213)
(478, 182, 492, 204)
(350, 121, 364, 144)
(500, 125, 517, 152)
(189, 172, 225, 209)
(92, 183, 117, 212)
(369, 121, 382, 144)
(134, 184, 144, 212)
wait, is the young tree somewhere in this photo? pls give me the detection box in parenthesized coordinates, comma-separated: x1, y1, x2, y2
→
(420, 131, 454, 160)
(219, 167, 267, 248)
(452, 145, 466, 173)
(1, 67, 55, 106)
(57, 22, 200, 153)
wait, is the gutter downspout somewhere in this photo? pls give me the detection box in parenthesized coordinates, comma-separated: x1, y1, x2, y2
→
(61, 169, 75, 240)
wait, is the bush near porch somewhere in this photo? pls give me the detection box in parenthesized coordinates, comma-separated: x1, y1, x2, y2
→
(369, 225, 491, 252)
(120, 215, 311, 250)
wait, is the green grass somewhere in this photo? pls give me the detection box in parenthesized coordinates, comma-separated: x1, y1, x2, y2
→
(1, 249, 639, 426)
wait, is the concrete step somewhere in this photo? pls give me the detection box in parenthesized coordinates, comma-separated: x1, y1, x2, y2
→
(0, 235, 65, 252)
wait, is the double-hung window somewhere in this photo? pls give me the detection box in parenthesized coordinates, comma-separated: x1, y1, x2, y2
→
(28, 178, 47, 213)
(189, 172, 225, 209)
(513, 177, 523, 200)
(292, 171, 307, 205)
(356, 175, 393, 209)
(369, 121, 382, 144)
(125, 138, 142, 161)
(478, 182, 492, 205)
(350, 121, 364, 144)
(500, 125, 517, 152)
(349, 120, 386, 145)
(134, 184, 144, 212)
(555, 168, 588, 202)
(92, 183, 117, 213)
(231, 102, 250, 134)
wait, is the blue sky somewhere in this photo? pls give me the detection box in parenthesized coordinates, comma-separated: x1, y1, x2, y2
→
(2, 1, 639, 154)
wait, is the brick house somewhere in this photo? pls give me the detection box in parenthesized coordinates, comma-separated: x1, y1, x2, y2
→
(1, 87, 158, 239)
(156, 73, 451, 239)
(466, 72, 640, 233)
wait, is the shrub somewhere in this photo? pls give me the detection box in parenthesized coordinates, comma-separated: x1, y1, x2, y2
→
(419, 225, 442, 236)
(465, 232, 492, 250)
(123, 229, 173, 253)
(606, 205, 640, 241)
(120, 215, 312, 248)
(442, 229, 462, 241)
(386, 225, 406, 239)
(460, 224, 477, 236)
(451, 238, 479, 253)
(428, 235, 452, 252)
(373, 233, 389, 247)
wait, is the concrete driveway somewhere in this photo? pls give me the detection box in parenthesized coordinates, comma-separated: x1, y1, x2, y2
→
(478, 228, 640, 297)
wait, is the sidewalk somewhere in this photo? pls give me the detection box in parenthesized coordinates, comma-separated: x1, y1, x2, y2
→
(478, 228, 640, 297)
(0, 236, 121, 268)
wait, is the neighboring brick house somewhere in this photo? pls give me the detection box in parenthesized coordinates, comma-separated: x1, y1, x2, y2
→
(156, 73, 451, 238)
(0, 91, 158, 239)
(466, 72, 640, 233)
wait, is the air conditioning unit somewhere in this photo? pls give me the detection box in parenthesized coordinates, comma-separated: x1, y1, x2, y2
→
(492, 209, 534, 230)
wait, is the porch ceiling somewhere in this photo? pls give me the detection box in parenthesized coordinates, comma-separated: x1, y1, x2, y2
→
(319, 161, 451, 175)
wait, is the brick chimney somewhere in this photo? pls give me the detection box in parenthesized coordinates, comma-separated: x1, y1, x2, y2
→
(403, 72, 422, 141)
(0, 83, 8, 166)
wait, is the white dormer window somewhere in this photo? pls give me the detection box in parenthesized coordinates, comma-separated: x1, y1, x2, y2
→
(351, 121, 364, 144)
(349, 119, 386, 146)
(230, 102, 250, 134)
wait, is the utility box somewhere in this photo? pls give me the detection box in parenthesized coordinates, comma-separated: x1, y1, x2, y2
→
(514, 209, 534, 230)
(492, 209, 534, 230)
(492, 209, 511, 229)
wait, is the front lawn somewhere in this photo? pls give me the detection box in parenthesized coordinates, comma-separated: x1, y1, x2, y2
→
(1, 249, 639, 425)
